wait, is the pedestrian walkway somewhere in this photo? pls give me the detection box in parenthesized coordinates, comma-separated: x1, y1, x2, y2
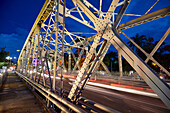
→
(0, 72, 46, 113)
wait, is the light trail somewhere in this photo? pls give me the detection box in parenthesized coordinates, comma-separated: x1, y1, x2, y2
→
(69, 78, 158, 98)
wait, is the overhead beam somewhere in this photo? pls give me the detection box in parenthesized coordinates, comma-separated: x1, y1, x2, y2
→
(72, 0, 97, 24)
(118, 6, 170, 31)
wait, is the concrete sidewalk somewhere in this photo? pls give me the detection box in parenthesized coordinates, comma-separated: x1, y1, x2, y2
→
(0, 72, 46, 113)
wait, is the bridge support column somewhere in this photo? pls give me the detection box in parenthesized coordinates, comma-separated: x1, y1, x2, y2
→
(68, 51, 71, 72)
(118, 51, 123, 77)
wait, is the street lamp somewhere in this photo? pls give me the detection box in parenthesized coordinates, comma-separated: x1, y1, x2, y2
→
(6, 56, 13, 67)
(10, 57, 12, 66)
(6, 56, 11, 67)
(152, 62, 156, 67)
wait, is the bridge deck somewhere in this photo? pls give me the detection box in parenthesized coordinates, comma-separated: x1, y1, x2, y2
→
(0, 72, 46, 113)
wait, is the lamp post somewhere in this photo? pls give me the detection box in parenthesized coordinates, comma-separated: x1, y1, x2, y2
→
(6, 56, 11, 67)
(6, 56, 14, 67)
(10, 57, 12, 66)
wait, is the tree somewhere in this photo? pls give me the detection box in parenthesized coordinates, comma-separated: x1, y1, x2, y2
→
(127, 33, 146, 54)
(143, 37, 154, 53)
(126, 33, 170, 73)
(0, 47, 9, 62)
(153, 43, 170, 72)
(103, 51, 118, 71)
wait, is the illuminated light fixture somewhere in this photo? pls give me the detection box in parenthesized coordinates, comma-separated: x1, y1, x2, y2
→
(152, 62, 156, 66)
(30, 70, 33, 74)
(6, 56, 12, 60)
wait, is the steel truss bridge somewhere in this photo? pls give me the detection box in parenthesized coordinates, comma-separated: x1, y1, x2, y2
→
(16, 0, 170, 112)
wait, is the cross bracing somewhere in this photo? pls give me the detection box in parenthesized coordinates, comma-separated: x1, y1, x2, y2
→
(17, 0, 170, 111)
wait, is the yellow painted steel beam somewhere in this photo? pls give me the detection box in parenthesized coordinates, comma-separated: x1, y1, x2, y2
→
(17, 0, 54, 67)
(118, 6, 170, 31)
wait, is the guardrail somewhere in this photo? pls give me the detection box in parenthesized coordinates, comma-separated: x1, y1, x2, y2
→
(0, 72, 6, 88)
(16, 71, 121, 113)
(15, 71, 86, 113)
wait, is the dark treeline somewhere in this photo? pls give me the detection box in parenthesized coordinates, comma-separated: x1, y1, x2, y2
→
(103, 33, 170, 73)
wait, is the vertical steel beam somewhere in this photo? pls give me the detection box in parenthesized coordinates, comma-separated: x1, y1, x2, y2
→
(17, 56, 22, 71)
(99, 0, 102, 18)
(68, 33, 102, 99)
(30, 35, 38, 79)
(25, 41, 31, 75)
(23, 48, 28, 74)
(53, 0, 60, 91)
(21, 52, 25, 73)
(68, 51, 71, 72)
(118, 51, 123, 77)
(60, 0, 66, 94)
(26, 37, 35, 78)
(34, 26, 41, 81)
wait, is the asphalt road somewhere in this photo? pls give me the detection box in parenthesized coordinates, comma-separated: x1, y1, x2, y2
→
(55, 78, 170, 113)
(23, 72, 170, 113)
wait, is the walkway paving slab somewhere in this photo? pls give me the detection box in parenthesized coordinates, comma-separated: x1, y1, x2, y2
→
(0, 72, 46, 113)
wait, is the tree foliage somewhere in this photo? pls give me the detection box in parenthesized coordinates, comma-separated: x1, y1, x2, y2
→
(103, 51, 118, 71)
(0, 47, 9, 62)
(128, 33, 170, 72)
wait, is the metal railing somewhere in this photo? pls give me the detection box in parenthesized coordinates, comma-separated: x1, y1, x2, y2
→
(16, 71, 86, 113)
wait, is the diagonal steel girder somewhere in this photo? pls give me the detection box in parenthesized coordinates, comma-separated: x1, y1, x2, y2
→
(68, 0, 130, 100)
(73, 40, 112, 101)
(68, 0, 120, 99)
(68, 0, 170, 108)
(121, 28, 170, 77)
(145, 27, 170, 63)
(104, 27, 170, 108)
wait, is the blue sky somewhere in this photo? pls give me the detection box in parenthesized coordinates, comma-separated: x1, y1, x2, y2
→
(0, 0, 169, 62)
(0, 0, 44, 62)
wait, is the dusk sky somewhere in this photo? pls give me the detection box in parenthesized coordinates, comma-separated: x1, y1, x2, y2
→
(0, 0, 169, 62)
